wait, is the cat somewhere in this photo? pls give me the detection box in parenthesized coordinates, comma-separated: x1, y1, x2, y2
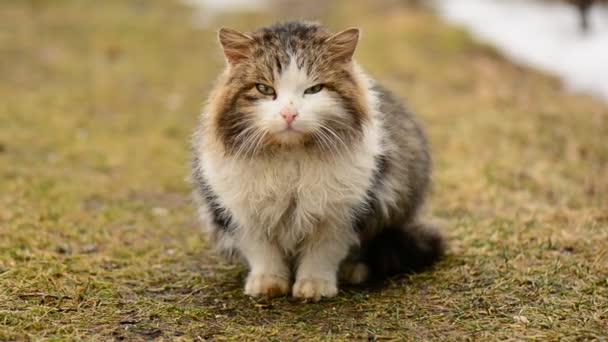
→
(191, 21, 445, 301)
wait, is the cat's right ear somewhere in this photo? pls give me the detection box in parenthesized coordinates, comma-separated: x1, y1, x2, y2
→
(218, 27, 254, 65)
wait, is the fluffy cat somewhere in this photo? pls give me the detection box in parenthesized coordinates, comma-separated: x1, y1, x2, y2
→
(191, 21, 445, 301)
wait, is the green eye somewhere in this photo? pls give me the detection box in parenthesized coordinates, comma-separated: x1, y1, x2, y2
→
(256, 83, 276, 96)
(304, 84, 324, 95)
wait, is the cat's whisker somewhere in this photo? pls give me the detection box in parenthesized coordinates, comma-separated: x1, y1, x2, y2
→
(317, 124, 348, 158)
(233, 125, 258, 144)
(250, 130, 269, 157)
(311, 131, 332, 159)
(243, 128, 265, 158)
(313, 129, 340, 161)
(234, 127, 264, 160)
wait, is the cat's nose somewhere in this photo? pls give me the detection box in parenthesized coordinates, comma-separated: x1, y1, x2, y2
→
(280, 106, 298, 125)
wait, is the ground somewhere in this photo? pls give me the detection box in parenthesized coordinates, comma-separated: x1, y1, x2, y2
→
(0, 0, 607, 340)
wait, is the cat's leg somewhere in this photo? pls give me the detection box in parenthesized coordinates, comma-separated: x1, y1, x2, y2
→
(238, 236, 291, 298)
(293, 226, 357, 301)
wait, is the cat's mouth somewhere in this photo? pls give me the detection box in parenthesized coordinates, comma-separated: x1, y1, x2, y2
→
(281, 125, 300, 133)
(269, 127, 308, 145)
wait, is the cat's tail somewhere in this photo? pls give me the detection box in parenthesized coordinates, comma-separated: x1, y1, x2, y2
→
(341, 221, 446, 284)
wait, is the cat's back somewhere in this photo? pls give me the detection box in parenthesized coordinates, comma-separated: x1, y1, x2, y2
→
(360, 82, 431, 227)
(374, 83, 428, 153)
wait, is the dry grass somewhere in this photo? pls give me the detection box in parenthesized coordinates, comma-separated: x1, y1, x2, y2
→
(0, 0, 607, 340)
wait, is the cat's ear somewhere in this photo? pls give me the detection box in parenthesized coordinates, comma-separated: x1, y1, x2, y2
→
(218, 27, 254, 65)
(325, 28, 360, 62)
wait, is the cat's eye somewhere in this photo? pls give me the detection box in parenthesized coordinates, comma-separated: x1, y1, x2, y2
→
(256, 83, 276, 96)
(304, 84, 324, 95)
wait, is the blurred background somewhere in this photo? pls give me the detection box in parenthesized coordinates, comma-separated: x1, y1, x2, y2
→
(1, 0, 606, 340)
(187, 0, 608, 99)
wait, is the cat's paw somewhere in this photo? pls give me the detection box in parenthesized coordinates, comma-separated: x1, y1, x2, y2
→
(244, 274, 290, 298)
(339, 261, 369, 285)
(292, 278, 338, 301)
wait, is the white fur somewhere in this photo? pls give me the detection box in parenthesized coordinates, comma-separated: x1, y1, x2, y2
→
(201, 125, 381, 247)
(197, 62, 385, 299)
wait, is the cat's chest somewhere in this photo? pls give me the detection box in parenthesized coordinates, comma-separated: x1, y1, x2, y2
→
(204, 151, 375, 230)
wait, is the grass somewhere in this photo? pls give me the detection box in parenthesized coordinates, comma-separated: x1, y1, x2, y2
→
(1, 0, 607, 340)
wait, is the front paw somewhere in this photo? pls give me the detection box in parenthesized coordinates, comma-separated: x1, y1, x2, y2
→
(292, 278, 338, 301)
(244, 274, 290, 298)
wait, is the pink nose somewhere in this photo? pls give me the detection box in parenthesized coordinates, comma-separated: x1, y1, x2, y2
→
(280, 107, 298, 125)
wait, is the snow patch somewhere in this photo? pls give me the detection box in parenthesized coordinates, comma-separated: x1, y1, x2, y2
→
(181, 0, 267, 26)
(434, 0, 608, 101)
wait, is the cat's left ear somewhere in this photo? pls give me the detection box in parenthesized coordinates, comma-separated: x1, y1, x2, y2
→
(218, 27, 255, 65)
(325, 28, 360, 62)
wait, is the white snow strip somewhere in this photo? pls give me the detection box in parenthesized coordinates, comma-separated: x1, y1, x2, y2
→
(434, 0, 608, 101)
(181, 0, 268, 27)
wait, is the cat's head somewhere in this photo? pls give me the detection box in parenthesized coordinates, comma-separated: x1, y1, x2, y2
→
(210, 21, 371, 158)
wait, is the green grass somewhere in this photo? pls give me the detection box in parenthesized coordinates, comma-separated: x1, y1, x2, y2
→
(1, 0, 607, 340)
